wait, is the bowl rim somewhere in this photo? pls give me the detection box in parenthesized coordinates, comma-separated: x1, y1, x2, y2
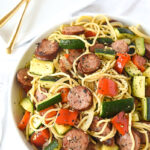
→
(8, 13, 150, 149)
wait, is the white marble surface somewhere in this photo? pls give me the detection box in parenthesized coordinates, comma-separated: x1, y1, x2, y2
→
(0, 0, 150, 149)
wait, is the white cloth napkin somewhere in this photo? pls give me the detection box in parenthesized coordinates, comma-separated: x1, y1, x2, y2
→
(0, 0, 150, 149)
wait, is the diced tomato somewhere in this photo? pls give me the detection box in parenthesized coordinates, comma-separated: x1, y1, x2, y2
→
(115, 53, 130, 74)
(64, 54, 69, 59)
(111, 111, 129, 135)
(98, 78, 118, 97)
(30, 127, 50, 147)
(56, 109, 78, 126)
(60, 88, 70, 103)
(132, 54, 146, 72)
(39, 106, 57, 124)
(85, 30, 96, 37)
(18, 111, 30, 131)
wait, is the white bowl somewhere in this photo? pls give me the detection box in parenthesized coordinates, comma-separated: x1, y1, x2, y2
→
(9, 14, 150, 149)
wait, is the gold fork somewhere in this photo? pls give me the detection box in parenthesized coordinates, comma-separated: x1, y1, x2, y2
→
(6, 0, 30, 54)
(0, 0, 26, 28)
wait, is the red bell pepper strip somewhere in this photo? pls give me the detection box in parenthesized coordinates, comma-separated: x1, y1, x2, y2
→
(115, 53, 130, 74)
(56, 109, 78, 126)
(60, 88, 70, 103)
(111, 111, 129, 135)
(98, 78, 118, 97)
(40, 106, 57, 124)
(85, 30, 96, 37)
(18, 111, 30, 131)
(64, 54, 69, 59)
(30, 127, 50, 148)
(132, 54, 146, 72)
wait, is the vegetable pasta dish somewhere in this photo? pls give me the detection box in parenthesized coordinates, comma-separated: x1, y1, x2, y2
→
(17, 15, 150, 150)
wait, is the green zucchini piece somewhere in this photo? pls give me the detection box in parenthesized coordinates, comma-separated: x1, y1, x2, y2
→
(95, 49, 116, 59)
(100, 98, 134, 118)
(124, 61, 142, 77)
(54, 123, 71, 135)
(141, 97, 150, 121)
(135, 37, 145, 56)
(44, 140, 60, 150)
(30, 58, 54, 76)
(143, 67, 150, 77)
(59, 39, 85, 49)
(36, 93, 62, 111)
(28, 116, 42, 136)
(97, 37, 113, 44)
(40, 76, 59, 88)
(115, 27, 135, 39)
(132, 76, 145, 98)
(20, 97, 33, 113)
(101, 144, 119, 150)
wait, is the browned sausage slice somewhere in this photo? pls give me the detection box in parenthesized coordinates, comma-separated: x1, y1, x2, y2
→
(68, 49, 82, 64)
(63, 128, 89, 150)
(62, 26, 85, 35)
(89, 43, 104, 53)
(116, 129, 141, 150)
(35, 88, 47, 102)
(77, 61, 84, 75)
(35, 39, 59, 61)
(90, 116, 114, 146)
(145, 43, 150, 59)
(17, 68, 33, 92)
(111, 40, 128, 53)
(79, 54, 101, 74)
(67, 86, 93, 111)
(145, 86, 150, 97)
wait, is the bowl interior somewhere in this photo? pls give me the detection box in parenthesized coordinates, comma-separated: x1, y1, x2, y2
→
(10, 14, 150, 149)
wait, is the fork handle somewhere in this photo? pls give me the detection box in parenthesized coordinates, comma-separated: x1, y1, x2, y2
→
(0, 0, 26, 28)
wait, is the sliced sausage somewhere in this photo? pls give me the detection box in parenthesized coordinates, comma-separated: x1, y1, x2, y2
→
(145, 43, 150, 59)
(116, 129, 141, 150)
(68, 49, 82, 64)
(111, 40, 128, 53)
(89, 43, 104, 53)
(90, 116, 115, 146)
(67, 86, 93, 111)
(63, 128, 89, 150)
(35, 39, 59, 61)
(77, 61, 84, 75)
(17, 68, 33, 92)
(145, 86, 150, 97)
(62, 26, 85, 35)
(59, 57, 72, 73)
(78, 54, 101, 74)
(35, 88, 47, 102)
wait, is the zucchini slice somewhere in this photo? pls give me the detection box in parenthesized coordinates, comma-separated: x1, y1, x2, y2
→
(59, 39, 85, 49)
(28, 116, 42, 136)
(143, 67, 150, 77)
(30, 58, 54, 76)
(95, 49, 116, 59)
(100, 98, 134, 118)
(132, 76, 145, 98)
(44, 140, 60, 150)
(20, 97, 33, 113)
(54, 123, 71, 135)
(101, 144, 119, 150)
(124, 61, 142, 77)
(97, 37, 113, 44)
(135, 37, 145, 56)
(115, 27, 135, 39)
(39, 76, 59, 88)
(141, 97, 150, 121)
(36, 93, 62, 111)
